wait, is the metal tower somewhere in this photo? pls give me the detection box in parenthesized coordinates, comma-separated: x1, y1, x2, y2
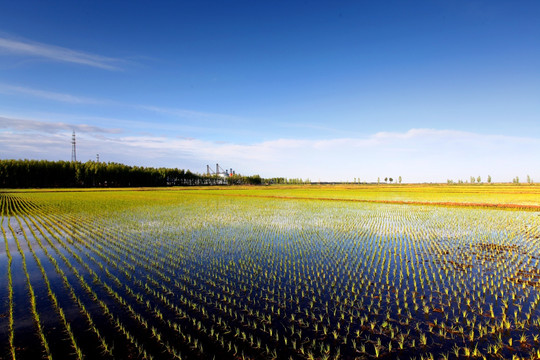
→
(206, 163, 234, 177)
(71, 131, 77, 162)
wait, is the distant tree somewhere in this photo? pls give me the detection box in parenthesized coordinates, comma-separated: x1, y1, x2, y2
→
(384, 177, 388, 183)
(477, 176, 481, 183)
(378, 177, 380, 184)
(247, 175, 262, 185)
(527, 174, 532, 184)
(513, 176, 520, 184)
(389, 177, 393, 183)
(398, 176, 402, 184)
(470, 176, 475, 184)
(487, 175, 492, 183)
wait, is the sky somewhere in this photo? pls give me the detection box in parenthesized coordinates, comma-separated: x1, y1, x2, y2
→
(1, 1, 539, 183)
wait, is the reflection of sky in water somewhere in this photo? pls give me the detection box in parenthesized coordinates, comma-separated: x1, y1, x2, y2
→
(4, 195, 540, 359)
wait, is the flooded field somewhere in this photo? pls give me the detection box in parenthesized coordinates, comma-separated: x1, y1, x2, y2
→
(1, 188, 540, 359)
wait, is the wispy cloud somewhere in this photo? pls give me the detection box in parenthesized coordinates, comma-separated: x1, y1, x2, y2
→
(0, 115, 122, 134)
(0, 83, 247, 129)
(0, 84, 106, 104)
(276, 121, 351, 136)
(137, 105, 247, 123)
(0, 35, 123, 70)
(1, 120, 538, 182)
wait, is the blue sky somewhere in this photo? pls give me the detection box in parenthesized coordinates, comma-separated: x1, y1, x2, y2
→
(1, 1, 539, 182)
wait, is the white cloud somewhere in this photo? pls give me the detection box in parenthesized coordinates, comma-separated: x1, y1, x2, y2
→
(0, 36, 123, 70)
(1, 119, 538, 182)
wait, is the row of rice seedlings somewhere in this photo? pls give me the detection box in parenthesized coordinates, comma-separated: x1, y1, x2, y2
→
(14, 199, 159, 360)
(12, 212, 84, 359)
(0, 205, 16, 360)
(34, 196, 288, 359)
(47, 201, 260, 359)
(25, 201, 189, 360)
(23, 210, 115, 358)
(5, 202, 53, 360)
(14, 197, 119, 357)
(213, 206, 412, 354)
(107, 202, 426, 358)
(42, 238, 155, 358)
(91, 214, 290, 358)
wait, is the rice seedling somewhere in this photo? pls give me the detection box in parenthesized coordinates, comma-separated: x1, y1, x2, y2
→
(7, 216, 52, 360)
(1, 210, 16, 360)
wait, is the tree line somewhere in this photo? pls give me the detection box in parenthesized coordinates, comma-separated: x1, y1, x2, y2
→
(0, 159, 263, 188)
(446, 175, 534, 185)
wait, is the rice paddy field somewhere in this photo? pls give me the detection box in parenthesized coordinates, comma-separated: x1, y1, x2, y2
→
(1, 185, 540, 360)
